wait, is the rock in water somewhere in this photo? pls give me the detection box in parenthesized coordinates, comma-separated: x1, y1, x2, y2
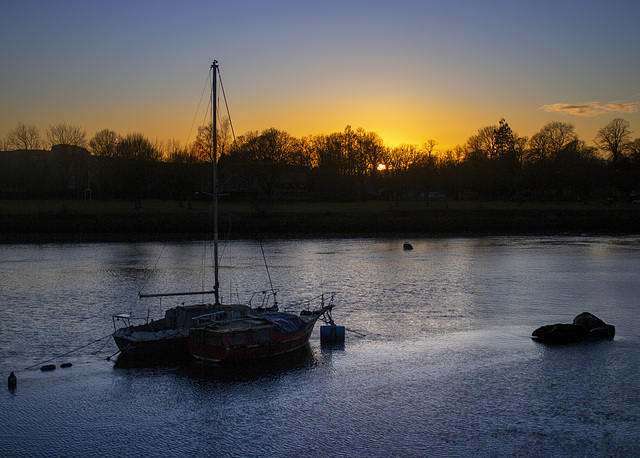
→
(572, 312, 607, 329)
(531, 323, 588, 343)
(573, 312, 616, 339)
(532, 312, 615, 344)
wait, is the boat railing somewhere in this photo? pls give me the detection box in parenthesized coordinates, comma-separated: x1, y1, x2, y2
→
(248, 290, 278, 310)
(112, 310, 154, 332)
(192, 310, 234, 327)
(286, 292, 336, 314)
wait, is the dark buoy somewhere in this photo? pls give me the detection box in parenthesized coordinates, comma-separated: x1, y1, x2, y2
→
(403, 242, 413, 250)
(8, 372, 17, 391)
(40, 364, 56, 372)
(60, 363, 73, 368)
(320, 325, 346, 346)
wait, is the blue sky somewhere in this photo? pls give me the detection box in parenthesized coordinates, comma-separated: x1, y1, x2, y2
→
(2, 0, 638, 149)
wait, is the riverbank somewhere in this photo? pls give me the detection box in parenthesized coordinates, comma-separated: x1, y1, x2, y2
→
(1, 199, 639, 243)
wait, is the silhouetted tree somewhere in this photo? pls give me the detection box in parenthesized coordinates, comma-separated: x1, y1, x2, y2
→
(89, 129, 119, 157)
(192, 119, 232, 163)
(6, 122, 41, 150)
(117, 133, 160, 208)
(493, 118, 515, 157)
(466, 125, 497, 160)
(192, 123, 214, 163)
(523, 121, 579, 201)
(162, 138, 202, 201)
(527, 121, 577, 163)
(45, 122, 87, 148)
(356, 127, 386, 177)
(595, 118, 633, 164)
(293, 136, 317, 169)
(439, 145, 465, 200)
(164, 138, 193, 163)
(629, 138, 640, 163)
(230, 128, 297, 199)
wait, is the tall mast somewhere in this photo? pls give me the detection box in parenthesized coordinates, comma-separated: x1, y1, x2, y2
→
(211, 60, 220, 305)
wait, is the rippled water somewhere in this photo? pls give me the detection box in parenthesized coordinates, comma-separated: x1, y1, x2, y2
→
(2, 237, 640, 456)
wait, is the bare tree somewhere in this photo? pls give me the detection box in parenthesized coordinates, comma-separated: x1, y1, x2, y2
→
(595, 118, 633, 163)
(387, 144, 421, 171)
(89, 129, 119, 157)
(165, 138, 195, 163)
(190, 119, 233, 163)
(191, 123, 214, 162)
(45, 122, 87, 148)
(423, 139, 438, 159)
(117, 133, 160, 208)
(466, 125, 497, 160)
(117, 133, 159, 162)
(527, 121, 577, 162)
(629, 138, 640, 163)
(6, 122, 41, 150)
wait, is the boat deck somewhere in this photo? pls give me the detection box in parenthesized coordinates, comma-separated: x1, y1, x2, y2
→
(207, 318, 272, 333)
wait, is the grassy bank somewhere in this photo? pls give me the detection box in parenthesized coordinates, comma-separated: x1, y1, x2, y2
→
(1, 199, 639, 243)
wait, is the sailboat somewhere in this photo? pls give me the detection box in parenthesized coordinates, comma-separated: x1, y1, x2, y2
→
(186, 61, 335, 365)
(113, 60, 335, 365)
(111, 61, 272, 364)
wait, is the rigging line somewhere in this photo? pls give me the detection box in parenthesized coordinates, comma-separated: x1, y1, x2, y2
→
(216, 66, 236, 141)
(23, 334, 113, 371)
(163, 67, 210, 200)
(186, 68, 213, 148)
(138, 244, 167, 297)
(256, 229, 276, 299)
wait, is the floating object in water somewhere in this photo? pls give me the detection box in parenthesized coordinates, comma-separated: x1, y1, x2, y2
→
(532, 312, 615, 344)
(403, 242, 413, 250)
(8, 372, 17, 391)
(40, 364, 56, 372)
(60, 363, 72, 368)
(320, 325, 346, 346)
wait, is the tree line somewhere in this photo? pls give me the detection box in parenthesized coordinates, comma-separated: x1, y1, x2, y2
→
(1, 118, 639, 203)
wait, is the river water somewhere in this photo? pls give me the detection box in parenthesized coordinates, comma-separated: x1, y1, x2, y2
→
(2, 237, 640, 456)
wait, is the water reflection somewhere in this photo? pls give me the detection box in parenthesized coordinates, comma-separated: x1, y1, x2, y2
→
(113, 343, 321, 383)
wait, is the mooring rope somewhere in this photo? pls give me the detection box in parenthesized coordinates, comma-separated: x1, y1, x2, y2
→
(22, 334, 113, 371)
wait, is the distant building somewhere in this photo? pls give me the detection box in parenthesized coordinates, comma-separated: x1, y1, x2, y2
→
(0, 145, 90, 198)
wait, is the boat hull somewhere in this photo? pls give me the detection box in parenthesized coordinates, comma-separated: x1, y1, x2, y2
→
(188, 313, 321, 364)
(113, 330, 190, 365)
(112, 303, 253, 365)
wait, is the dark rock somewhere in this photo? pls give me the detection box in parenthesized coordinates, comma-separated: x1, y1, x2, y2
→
(40, 364, 56, 371)
(588, 326, 616, 339)
(532, 323, 588, 343)
(60, 362, 73, 368)
(572, 312, 607, 330)
(532, 313, 615, 344)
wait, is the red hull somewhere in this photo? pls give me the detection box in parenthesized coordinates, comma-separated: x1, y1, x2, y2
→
(188, 315, 319, 364)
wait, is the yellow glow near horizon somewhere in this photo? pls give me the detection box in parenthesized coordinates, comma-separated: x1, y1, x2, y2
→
(377, 163, 387, 171)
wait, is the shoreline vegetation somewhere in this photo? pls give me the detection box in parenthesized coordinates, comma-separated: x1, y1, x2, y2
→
(1, 199, 639, 243)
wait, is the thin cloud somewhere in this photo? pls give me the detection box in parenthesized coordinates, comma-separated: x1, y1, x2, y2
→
(540, 102, 638, 116)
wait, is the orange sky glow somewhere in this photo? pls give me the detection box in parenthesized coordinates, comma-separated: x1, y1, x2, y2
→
(1, 1, 639, 153)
